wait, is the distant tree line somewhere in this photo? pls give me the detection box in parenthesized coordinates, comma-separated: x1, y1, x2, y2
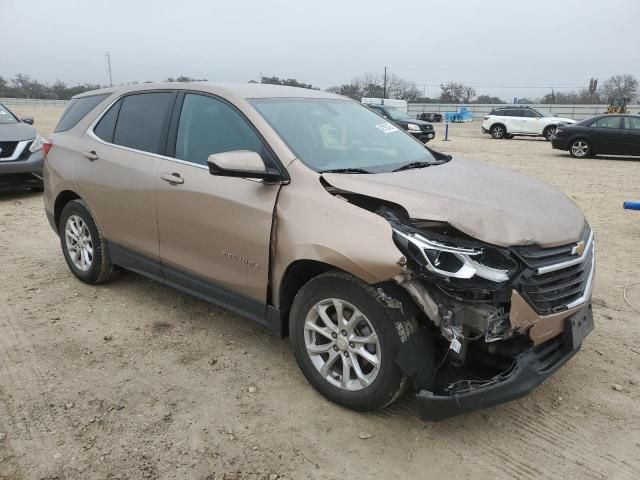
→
(2, 71, 638, 105)
(0, 74, 102, 100)
(249, 76, 319, 90)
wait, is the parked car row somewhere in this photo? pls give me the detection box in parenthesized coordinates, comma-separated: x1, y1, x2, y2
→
(482, 105, 640, 158)
(39, 83, 595, 421)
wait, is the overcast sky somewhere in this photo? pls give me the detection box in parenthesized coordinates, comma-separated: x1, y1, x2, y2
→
(2, 0, 639, 100)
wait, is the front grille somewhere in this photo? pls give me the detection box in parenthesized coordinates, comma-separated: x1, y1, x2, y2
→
(421, 124, 433, 131)
(0, 141, 18, 158)
(513, 227, 593, 314)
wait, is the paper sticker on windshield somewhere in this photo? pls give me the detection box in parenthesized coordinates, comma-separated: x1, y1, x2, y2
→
(375, 122, 399, 134)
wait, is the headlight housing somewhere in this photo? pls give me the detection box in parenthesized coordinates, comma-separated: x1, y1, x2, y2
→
(407, 123, 421, 131)
(29, 133, 43, 153)
(393, 228, 511, 282)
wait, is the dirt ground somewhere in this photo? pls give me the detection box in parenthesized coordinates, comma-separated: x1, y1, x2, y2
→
(1, 106, 640, 480)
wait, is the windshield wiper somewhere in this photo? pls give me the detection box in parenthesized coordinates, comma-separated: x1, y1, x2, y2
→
(319, 168, 372, 174)
(392, 161, 434, 172)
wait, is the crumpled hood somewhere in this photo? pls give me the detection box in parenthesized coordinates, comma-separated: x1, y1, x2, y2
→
(323, 158, 585, 248)
(0, 122, 36, 142)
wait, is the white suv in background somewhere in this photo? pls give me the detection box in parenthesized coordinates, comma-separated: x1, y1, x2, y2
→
(482, 106, 576, 140)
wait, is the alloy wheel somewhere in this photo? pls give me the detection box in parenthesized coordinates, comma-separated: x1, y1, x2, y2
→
(304, 298, 381, 391)
(491, 126, 505, 138)
(571, 140, 589, 157)
(65, 215, 94, 271)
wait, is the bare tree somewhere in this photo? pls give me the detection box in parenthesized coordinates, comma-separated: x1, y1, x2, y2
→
(438, 82, 476, 103)
(601, 74, 638, 101)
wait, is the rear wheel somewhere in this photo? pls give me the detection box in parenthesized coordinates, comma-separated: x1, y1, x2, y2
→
(569, 139, 591, 158)
(490, 124, 506, 139)
(289, 272, 416, 411)
(543, 125, 557, 141)
(59, 200, 115, 284)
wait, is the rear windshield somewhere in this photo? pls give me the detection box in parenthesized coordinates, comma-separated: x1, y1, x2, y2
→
(0, 103, 19, 124)
(54, 94, 109, 133)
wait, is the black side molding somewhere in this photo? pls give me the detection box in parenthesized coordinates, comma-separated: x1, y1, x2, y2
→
(107, 241, 283, 336)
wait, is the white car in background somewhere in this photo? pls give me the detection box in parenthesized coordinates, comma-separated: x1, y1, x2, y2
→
(482, 106, 576, 140)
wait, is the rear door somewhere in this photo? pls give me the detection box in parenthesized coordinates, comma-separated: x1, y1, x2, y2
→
(520, 108, 543, 134)
(79, 91, 177, 273)
(156, 92, 282, 304)
(589, 116, 625, 154)
(622, 116, 640, 155)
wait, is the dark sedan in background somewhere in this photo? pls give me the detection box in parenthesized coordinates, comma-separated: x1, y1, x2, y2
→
(0, 102, 45, 190)
(367, 104, 436, 143)
(552, 114, 640, 158)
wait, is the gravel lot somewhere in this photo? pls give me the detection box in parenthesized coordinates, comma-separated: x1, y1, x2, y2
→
(1, 107, 640, 480)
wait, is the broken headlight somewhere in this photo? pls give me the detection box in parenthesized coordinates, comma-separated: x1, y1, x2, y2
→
(393, 228, 512, 282)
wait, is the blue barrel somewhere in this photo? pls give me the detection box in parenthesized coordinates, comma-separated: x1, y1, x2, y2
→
(624, 201, 640, 211)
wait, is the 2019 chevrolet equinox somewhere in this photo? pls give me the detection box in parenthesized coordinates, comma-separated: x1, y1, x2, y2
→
(43, 83, 594, 420)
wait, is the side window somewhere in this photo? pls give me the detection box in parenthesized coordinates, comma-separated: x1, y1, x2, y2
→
(175, 94, 263, 166)
(113, 92, 175, 154)
(524, 109, 540, 118)
(54, 94, 109, 132)
(93, 99, 121, 143)
(623, 116, 640, 130)
(595, 116, 622, 129)
(511, 109, 526, 118)
(492, 109, 508, 116)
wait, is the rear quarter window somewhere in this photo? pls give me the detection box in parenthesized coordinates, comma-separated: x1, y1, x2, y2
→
(54, 94, 109, 133)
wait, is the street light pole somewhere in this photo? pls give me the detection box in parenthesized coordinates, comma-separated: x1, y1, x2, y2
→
(105, 52, 113, 87)
(382, 66, 387, 104)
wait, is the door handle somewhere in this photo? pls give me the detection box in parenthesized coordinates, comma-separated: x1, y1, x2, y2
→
(160, 172, 184, 184)
(83, 150, 99, 161)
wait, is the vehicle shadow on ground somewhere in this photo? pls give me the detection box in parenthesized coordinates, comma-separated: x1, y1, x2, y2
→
(0, 190, 42, 200)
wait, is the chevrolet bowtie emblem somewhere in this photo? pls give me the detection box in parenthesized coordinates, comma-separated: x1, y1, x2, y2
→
(571, 241, 586, 256)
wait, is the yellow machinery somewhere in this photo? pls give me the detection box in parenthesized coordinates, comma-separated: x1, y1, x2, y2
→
(606, 97, 628, 114)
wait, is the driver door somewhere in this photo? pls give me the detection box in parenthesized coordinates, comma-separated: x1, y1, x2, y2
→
(155, 92, 282, 305)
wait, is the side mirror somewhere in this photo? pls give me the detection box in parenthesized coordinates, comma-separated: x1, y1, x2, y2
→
(21, 117, 34, 125)
(207, 150, 282, 182)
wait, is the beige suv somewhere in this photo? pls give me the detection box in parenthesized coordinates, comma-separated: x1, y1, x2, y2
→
(43, 83, 594, 420)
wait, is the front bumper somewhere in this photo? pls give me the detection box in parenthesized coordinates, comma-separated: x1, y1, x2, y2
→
(551, 137, 570, 150)
(0, 148, 44, 183)
(415, 304, 593, 421)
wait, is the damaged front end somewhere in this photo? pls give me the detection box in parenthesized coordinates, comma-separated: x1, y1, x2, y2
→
(381, 207, 595, 421)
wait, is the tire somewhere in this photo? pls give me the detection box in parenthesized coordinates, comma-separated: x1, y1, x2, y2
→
(289, 271, 417, 411)
(543, 125, 557, 141)
(59, 199, 115, 284)
(490, 124, 506, 139)
(569, 139, 592, 158)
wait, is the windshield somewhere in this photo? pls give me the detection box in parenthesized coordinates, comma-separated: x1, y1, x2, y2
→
(0, 103, 19, 124)
(533, 108, 554, 118)
(251, 99, 437, 173)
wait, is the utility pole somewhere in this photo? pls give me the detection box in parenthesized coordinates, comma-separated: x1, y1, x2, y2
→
(382, 66, 387, 104)
(105, 52, 113, 87)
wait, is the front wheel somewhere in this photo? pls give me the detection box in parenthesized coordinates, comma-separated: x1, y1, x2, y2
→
(543, 125, 558, 141)
(289, 272, 417, 411)
(490, 124, 506, 139)
(569, 139, 591, 158)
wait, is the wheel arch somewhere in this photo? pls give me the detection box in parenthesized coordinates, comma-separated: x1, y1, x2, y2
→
(54, 190, 82, 233)
(277, 259, 345, 337)
(490, 122, 507, 133)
